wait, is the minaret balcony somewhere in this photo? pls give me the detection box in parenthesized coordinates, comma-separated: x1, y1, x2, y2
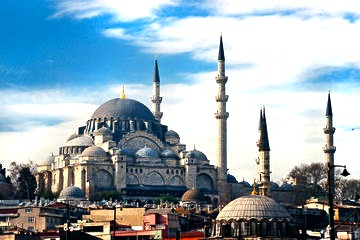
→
(323, 127, 336, 134)
(151, 96, 162, 103)
(215, 112, 229, 119)
(215, 76, 228, 84)
(215, 95, 229, 102)
(323, 145, 336, 153)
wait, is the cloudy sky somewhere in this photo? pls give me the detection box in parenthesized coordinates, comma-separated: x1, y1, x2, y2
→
(1, 0, 360, 183)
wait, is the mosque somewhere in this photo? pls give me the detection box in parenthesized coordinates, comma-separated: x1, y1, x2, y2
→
(34, 36, 334, 209)
(35, 36, 232, 204)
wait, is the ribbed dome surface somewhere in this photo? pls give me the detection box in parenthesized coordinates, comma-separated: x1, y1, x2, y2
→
(91, 98, 155, 121)
(136, 146, 159, 158)
(64, 136, 93, 147)
(217, 195, 292, 221)
(59, 186, 85, 200)
(181, 189, 205, 202)
(81, 146, 107, 157)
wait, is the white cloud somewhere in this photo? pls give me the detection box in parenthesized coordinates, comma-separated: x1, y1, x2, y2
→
(51, 0, 179, 22)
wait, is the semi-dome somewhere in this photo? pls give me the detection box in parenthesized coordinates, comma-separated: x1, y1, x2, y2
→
(136, 146, 159, 158)
(91, 98, 155, 121)
(66, 133, 79, 142)
(81, 146, 108, 158)
(58, 186, 86, 200)
(160, 149, 178, 158)
(63, 135, 94, 147)
(181, 189, 205, 203)
(217, 195, 293, 221)
(185, 149, 208, 161)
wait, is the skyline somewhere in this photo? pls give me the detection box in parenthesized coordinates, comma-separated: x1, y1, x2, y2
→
(1, 0, 360, 183)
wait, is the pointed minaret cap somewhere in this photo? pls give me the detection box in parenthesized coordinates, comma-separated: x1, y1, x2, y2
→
(218, 33, 225, 61)
(120, 84, 126, 99)
(258, 106, 270, 151)
(326, 90, 333, 117)
(153, 58, 160, 83)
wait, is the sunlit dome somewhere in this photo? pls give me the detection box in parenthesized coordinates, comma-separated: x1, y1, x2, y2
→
(217, 195, 293, 221)
(58, 186, 86, 201)
(91, 98, 155, 121)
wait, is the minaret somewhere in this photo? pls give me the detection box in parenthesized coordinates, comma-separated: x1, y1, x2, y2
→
(215, 34, 230, 204)
(256, 107, 271, 197)
(323, 91, 336, 195)
(151, 59, 163, 122)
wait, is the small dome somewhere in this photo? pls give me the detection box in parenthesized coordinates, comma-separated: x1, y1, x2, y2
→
(160, 149, 178, 158)
(94, 126, 112, 135)
(181, 189, 205, 203)
(185, 149, 207, 161)
(280, 183, 293, 191)
(81, 146, 107, 158)
(39, 154, 55, 166)
(64, 135, 94, 147)
(239, 180, 251, 187)
(217, 195, 293, 221)
(67, 133, 79, 142)
(164, 130, 180, 139)
(271, 182, 280, 190)
(136, 146, 159, 158)
(58, 186, 86, 200)
(227, 174, 238, 183)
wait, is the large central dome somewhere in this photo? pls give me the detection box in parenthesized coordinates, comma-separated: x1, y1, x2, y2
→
(91, 98, 155, 121)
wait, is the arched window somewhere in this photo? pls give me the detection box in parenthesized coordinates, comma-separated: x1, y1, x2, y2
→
(250, 221, 256, 236)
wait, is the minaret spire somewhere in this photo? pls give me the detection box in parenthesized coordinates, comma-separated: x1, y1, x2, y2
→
(215, 34, 230, 205)
(323, 91, 336, 195)
(151, 58, 163, 122)
(256, 106, 271, 197)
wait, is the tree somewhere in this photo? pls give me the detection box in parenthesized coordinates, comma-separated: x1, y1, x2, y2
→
(8, 161, 35, 197)
(17, 167, 37, 200)
(286, 162, 326, 204)
(155, 193, 179, 205)
(0, 163, 11, 184)
(336, 178, 360, 200)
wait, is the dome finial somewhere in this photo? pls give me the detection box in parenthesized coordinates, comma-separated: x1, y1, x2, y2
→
(251, 180, 258, 195)
(121, 84, 126, 99)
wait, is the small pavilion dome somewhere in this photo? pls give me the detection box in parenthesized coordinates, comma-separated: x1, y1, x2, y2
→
(81, 146, 107, 158)
(185, 149, 207, 161)
(271, 182, 280, 191)
(181, 189, 205, 203)
(58, 186, 86, 201)
(164, 130, 180, 139)
(227, 174, 238, 183)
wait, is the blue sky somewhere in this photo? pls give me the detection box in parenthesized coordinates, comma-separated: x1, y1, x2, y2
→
(1, 0, 360, 183)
